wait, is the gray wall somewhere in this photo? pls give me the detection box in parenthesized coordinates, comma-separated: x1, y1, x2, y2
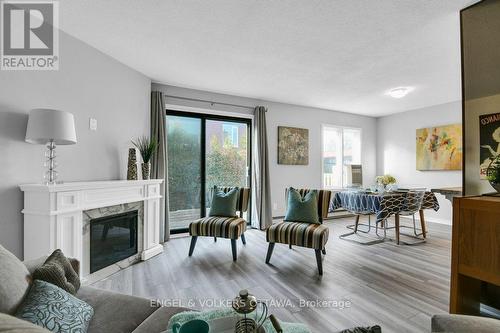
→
(0, 31, 151, 258)
(153, 83, 377, 217)
(376, 101, 462, 224)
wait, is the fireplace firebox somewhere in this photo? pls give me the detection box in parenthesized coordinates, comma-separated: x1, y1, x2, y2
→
(90, 210, 138, 273)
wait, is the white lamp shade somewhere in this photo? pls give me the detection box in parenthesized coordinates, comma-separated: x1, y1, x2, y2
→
(25, 109, 77, 145)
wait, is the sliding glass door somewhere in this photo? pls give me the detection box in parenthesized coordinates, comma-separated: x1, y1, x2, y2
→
(166, 111, 251, 233)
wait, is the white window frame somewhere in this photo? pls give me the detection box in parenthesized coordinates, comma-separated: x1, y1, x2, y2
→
(321, 124, 363, 189)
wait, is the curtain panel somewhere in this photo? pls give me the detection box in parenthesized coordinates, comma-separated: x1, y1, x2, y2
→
(150, 91, 170, 242)
(253, 106, 273, 230)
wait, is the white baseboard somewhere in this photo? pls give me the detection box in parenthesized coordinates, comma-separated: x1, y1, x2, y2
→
(400, 215, 451, 225)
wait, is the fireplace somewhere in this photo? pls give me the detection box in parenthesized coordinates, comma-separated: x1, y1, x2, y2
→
(90, 210, 138, 273)
(82, 201, 144, 283)
(20, 180, 163, 285)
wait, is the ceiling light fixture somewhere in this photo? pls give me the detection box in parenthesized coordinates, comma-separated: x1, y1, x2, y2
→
(385, 87, 414, 99)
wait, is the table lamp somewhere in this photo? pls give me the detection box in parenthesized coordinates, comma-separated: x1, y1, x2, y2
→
(25, 109, 77, 184)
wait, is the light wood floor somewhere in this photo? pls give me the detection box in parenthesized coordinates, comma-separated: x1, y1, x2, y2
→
(92, 217, 452, 333)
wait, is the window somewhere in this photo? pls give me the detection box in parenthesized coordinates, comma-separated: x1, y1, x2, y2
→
(166, 112, 251, 233)
(322, 126, 362, 188)
(223, 124, 239, 147)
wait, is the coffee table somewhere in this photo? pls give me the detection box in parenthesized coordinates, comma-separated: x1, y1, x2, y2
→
(166, 308, 311, 333)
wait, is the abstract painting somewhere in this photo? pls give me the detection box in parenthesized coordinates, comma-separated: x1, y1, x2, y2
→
(278, 126, 309, 165)
(416, 124, 462, 170)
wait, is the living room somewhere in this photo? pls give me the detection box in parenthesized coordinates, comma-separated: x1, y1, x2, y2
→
(1, 1, 500, 333)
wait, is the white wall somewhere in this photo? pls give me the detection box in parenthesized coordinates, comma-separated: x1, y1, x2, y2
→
(0, 31, 151, 258)
(152, 84, 377, 217)
(376, 101, 462, 224)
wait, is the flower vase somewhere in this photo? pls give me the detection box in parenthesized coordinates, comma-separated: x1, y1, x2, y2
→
(127, 148, 138, 180)
(141, 162, 151, 180)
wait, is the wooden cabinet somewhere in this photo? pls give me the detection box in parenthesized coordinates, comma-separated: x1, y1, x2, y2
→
(450, 196, 500, 314)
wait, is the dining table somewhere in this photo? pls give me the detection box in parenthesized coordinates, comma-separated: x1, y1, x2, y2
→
(329, 190, 440, 244)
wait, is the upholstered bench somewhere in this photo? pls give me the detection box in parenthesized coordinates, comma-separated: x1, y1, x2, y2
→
(188, 187, 250, 261)
(266, 188, 332, 275)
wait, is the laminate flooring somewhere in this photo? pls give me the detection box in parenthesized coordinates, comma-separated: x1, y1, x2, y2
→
(92, 217, 452, 333)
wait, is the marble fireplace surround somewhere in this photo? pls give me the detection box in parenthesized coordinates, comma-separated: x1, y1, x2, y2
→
(20, 180, 163, 284)
(82, 201, 144, 284)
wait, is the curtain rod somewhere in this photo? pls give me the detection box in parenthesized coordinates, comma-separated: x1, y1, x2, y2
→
(164, 94, 256, 110)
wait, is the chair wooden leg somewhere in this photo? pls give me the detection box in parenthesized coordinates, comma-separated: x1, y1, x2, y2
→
(315, 249, 323, 275)
(395, 214, 400, 245)
(214, 237, 217, 242)
(419, 209, 427, 238)
(231, 239, 237, 261)
(289, 244, 292, 249)
(266, 243, 275, 264)
(188, 236, 198, 256)
(241, 233, 246, 245)
(322, 248, 326, 255)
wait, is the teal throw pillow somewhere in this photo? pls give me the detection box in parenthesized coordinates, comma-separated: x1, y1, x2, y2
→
(284, 188, 320, 224)
(15, 280, 93, 333)
(209, 187, 239, 217)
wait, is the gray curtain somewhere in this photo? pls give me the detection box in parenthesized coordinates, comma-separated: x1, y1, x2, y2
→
(150, 91, 170, 242)
(253, 106, 273, 230)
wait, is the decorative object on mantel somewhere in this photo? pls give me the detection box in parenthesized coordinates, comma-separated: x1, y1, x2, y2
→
(375, 174, 397, 192)
(416, 124, 462, 171)
(25, 109, 77, 184)
(278, 126, 309, 165)
(486, 156, 500, 193)
(127, 148, 138, 180)
(132, 136, 157, 180)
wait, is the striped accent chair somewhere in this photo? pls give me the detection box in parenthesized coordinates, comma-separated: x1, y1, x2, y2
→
(188, 187, 250, 261)
(266, 188, 332, 275)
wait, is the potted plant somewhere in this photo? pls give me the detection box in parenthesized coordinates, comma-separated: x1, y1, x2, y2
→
(375, 174, 397, 192)
(132, 136, 157, 180)
(487, 156, 500, 193)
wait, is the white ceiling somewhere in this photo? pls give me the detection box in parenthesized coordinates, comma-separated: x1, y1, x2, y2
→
(59, 0, 476, 117)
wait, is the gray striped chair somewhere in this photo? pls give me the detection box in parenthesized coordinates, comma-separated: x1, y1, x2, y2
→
(266, 188, 332, 275)
(188, 187, 250, 261)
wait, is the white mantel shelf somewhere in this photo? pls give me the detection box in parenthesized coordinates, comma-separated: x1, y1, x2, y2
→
(20, 180, 164, 277)
(20, 179, 162, 192)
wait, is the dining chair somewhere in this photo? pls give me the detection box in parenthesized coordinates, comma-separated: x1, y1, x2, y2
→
(188, 186, 250, 261)
(265, 188, 332, 275)
(395, 190, 426, 245)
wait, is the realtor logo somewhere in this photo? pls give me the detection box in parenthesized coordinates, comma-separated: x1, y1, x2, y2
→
(1, 0, 59, 70)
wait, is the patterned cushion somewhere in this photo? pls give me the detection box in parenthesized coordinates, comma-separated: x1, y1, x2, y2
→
(189, 216, 247, 238)
(15, 280, 93, 333)
(266, 222, 329, 249)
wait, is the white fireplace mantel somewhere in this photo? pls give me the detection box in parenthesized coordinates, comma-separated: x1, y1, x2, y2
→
(20, 180, 164, 273)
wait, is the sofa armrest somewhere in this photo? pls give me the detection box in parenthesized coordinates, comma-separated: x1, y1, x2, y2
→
(432, 314, 500, 332)
(23, 256, 80, 276)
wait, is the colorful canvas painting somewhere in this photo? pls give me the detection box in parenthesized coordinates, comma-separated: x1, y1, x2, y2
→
(416, 124, 462, 170)
(480, 112, 500, 179)
(278, 126, 309, 165)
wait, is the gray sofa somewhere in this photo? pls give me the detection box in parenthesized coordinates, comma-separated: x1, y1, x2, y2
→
(432, 314, 500, 333)
(0, 244, 188, 333)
